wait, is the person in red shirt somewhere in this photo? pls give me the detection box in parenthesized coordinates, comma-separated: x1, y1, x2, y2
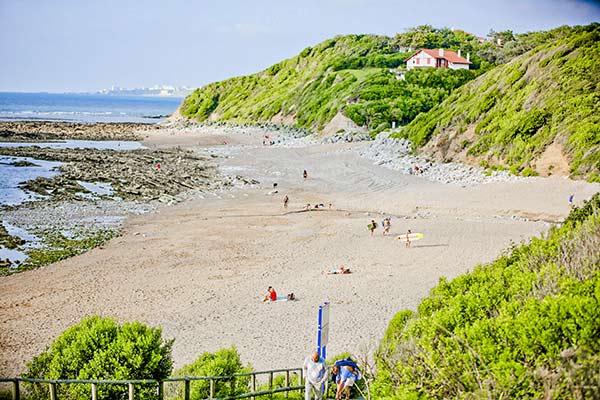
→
(263, 286, 277, 302)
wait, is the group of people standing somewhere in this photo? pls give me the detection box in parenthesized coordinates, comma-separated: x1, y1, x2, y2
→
(368, 218, 412, 247)
(303, 351, 360, 400)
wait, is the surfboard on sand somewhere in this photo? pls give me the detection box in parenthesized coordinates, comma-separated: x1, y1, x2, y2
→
(397, 233, 424, 241)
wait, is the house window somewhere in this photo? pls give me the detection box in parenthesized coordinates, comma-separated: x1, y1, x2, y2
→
(427, 58, 430, 64)
(416, 58, 420, 65)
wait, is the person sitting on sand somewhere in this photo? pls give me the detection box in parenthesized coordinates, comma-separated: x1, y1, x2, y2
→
(322, 266, 351, 275)
(303, 170, 308, 180)
(304, 203, 311, 211)
(263, 286, 277, 302)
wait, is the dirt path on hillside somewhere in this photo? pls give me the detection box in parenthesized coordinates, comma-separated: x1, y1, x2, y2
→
(1, 128, 598, 375)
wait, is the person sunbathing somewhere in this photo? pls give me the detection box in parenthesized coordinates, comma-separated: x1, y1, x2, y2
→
(322, 266, 351, 275)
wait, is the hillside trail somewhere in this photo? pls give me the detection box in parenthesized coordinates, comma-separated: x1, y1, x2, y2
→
(1, 129, 598, 376)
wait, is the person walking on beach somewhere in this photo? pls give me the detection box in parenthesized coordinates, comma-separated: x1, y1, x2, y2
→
(382, 218, 391, 235)
(303, 351, 327, 400)
(368, 219, 377, 236)
(303, 170, 308, 180)
(405, 229, 412, 248)
(283, 195, 289, 209)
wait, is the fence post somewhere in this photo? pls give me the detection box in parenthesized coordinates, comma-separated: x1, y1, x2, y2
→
(299, 368, 304, 394)
(285, 371, 290, 398)
(157, 381, 164, 400)
(49, 382, 57, 400)
(12, 379, 19, 400)
(184, 379, 190, 400)
(209, 379, 214, 399)
(269, 372, 273, 392)
(128, 383, 134, 400)
(91, 383, 97, 400)
(251, 373, 256, 400)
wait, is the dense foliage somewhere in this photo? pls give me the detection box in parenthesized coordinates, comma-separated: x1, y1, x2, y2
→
(180, 29, 501, 132)
(398, 23, 600, 179)
(24, 316, 173, 400)
(372, 193, 600, 399)
(169, 347, 250, 399)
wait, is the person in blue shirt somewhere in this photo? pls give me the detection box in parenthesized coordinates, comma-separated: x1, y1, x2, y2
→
(335, 365, 359, 400)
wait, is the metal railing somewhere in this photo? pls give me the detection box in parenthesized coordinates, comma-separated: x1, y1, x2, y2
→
(0, 367, 304, 400)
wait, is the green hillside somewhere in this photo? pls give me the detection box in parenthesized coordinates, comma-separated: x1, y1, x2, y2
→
(398, 24, 600, 180)
(179, 30, 493, 132)
(373, 194, 600, 399)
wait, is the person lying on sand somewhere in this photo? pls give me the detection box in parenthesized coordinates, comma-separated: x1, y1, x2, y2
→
(322, 266, 351, 275)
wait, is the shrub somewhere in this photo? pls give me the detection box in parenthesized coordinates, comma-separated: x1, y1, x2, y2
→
(170, 347, 250, 400)
(373, 198, 600, 398)
(24, 316, 173, 400)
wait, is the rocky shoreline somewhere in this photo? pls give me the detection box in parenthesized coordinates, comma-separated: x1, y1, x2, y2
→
(359, 132, 523, 186)
(0, 146, 225, 203)
(0, 121, 158, 141)
(0, 122, 262, 274)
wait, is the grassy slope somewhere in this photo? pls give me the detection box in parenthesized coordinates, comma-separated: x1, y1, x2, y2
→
(179, 34, 482, 132)
(398, 24, 600, 180)
(373, 194, 600, 399)
(180, 35, 396, 129)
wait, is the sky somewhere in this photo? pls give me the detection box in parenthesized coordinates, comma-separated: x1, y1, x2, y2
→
(1, 0, 599, 92)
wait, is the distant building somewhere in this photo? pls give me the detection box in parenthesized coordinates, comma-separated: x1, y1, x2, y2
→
(405, 48, 472, 70)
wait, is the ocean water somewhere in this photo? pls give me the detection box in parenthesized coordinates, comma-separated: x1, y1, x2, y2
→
(0, 92, 182, 123)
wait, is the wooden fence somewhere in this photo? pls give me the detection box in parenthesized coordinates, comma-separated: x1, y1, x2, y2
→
(0, 367, 305, 400)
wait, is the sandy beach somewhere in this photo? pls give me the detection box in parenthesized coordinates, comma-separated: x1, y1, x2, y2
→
(1, 126, 598, 376)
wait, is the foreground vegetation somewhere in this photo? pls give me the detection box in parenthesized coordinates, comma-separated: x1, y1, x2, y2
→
(398, 24, 600, 179)
(373, 193, 600, 398)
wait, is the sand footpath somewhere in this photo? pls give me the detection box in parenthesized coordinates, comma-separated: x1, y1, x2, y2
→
(1, 126, 598, 376)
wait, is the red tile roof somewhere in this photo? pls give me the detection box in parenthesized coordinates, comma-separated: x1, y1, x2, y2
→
(405, 49, 472, 64)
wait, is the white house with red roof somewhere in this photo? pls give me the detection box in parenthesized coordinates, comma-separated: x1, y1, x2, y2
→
(405, 48, 472, 70)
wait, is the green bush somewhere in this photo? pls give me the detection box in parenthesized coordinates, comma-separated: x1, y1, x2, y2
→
(170, 347, 250, 400)
(372, 195, 600, 399)
(24, 316, 173, 400)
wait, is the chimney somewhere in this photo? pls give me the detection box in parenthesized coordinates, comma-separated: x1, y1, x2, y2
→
(467, 53, 470, 62)
(439, 48, 444, 57)
(458, 49, 461, 58)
